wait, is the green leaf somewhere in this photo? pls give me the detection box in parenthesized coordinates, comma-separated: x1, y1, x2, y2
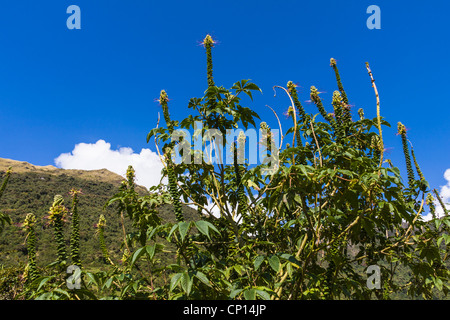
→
(244, 82, 262, 92)
(230, 288, 243, 299)
(53, 288, 71, 299)
(146, 244, 156, 260)
(195, 271, 211, 287)
(85, 272, 99, 287)
(298, 165, 309, 177)
(35, 276, 54, 292)
(243, 288, 256, 300)
(434, 277, 443, 291)
(103, 277, 113, 289)
(168, 224, 179, 239)
(178, 221, 191, 242)
(443, 218, 450, 229)
(170, 273, 183, 292)
(181, 272, 193, 296)
(131, 247, 146, 266)
(255, 288, 271, 300)
(194, 220, 219, 240)
(254, 255, 265, 271)
(268, 255, 280, 272)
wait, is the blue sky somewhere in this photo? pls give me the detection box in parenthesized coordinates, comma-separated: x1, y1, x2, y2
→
(0, 1, 449, 214)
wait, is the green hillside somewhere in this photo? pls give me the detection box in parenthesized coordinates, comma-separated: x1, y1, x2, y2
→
(0, 158, 198, 270)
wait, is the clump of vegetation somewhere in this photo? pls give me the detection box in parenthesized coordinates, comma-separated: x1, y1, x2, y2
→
(0, 34, 449, 300)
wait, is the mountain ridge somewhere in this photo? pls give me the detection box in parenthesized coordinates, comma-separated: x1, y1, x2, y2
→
(0, 157, 131, 186)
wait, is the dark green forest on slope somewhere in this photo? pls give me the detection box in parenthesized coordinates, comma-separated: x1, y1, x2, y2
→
(0, 160, 199, 270)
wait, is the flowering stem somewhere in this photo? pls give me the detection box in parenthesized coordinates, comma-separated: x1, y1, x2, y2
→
(433, 189, 449, 216)
(23, 213, 39, 282)
(203, 34, 215, 88)
(397, 122, 414, 188)
(70, 189, 82, 267)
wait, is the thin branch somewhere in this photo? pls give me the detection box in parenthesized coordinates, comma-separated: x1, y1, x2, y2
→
(265, 105, 284, 150)
(309, 121, 323, 167)
(273, 85, 297, 149)
(365, 62, 384, 168)
(154, 112, 167, 169)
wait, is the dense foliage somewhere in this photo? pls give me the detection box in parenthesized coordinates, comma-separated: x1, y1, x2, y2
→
(0, 35, 449, 300)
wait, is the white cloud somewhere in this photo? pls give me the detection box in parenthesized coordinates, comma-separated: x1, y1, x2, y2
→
(436, 168, 450, 216)
(54, 140, 164, 189)
(422, 168, 450, 221)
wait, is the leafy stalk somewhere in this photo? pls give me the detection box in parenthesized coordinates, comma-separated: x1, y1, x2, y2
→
(330, 58, 349, 105)
(23, 213, 39, 282)
(159, 89, 184, 222)
(287, 81, 307, 124)
(409, 142, 424, 181)
(332, 90, 345, 142)
(310, 86, 335, 127)
(165, 147, 184, 222)
(202, 34, 216, 88)
(48, 195, 68, 266)
(397, 122, 414, 187)
(426, 193, 436, 220)
(95, 214, 113, 265)
(433, 189, 449, 216)
(69, 189, 82, 267)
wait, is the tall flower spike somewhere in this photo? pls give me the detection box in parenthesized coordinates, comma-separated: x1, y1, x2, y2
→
(287, 81, 307, 124)
(236, 131, 246, 165)
(397, 122, 415, 187)
(202, 34, 216, 88)
(332, 90, 345, 141)
(426, 193, 436, 220)
(260, 122, 273, 154)
(48, 195, 68, 265)
(96, 214, 113, 264)
(23, 213, 39, 282)
(433, 189, 449, 216)
(159, 90, 175, 135)
(371, 135, 381, 163)
(287, 81, 306, 150)
(126, 165, 136, 192)
(330, 58, 349, 105)
(164, 147, 184, 222)
(69, 189, 82, 267)
(409, 142, 425, 181)
(310, 86, 335, 126)
(358, 108, 365, 120)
